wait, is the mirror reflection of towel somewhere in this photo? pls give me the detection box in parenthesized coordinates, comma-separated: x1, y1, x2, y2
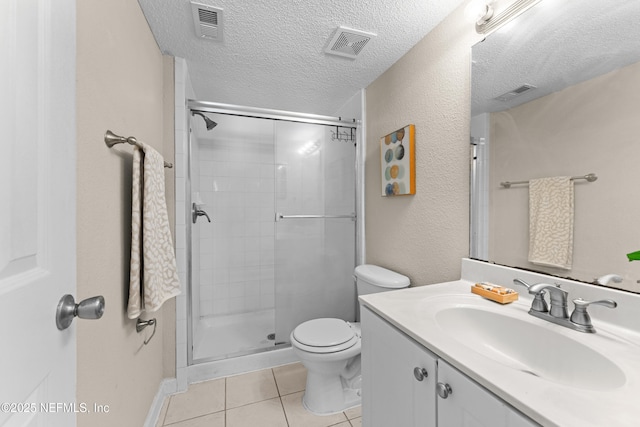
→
(127, 142, 181, 319)
(528, 176, 574, 270)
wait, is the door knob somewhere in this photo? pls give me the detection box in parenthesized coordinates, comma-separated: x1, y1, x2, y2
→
(56, 294, 105, 330)
(436, 382, 453, 399)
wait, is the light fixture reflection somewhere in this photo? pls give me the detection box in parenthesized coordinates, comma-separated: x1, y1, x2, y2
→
(298, 140, 321, 157)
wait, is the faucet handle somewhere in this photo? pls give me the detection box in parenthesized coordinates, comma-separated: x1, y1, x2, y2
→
(513, 278, 532, 289)
(573, 298, 617, 310)
(513, 279, 548, 313)
(570, 298, 617, 332)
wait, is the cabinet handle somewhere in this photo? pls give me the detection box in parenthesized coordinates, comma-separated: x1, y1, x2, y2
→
(436, 382, 453, 399)
(413, 367, 428, 381)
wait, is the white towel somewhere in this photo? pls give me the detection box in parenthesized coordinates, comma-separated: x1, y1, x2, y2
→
(528, 176, 574, 270)
(127, 142, 181, 319)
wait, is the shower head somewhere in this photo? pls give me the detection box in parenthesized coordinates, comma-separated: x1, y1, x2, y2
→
(191, 111, 217, 130)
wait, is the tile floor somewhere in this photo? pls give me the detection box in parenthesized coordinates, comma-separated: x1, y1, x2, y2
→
(156, 362, 362, 427)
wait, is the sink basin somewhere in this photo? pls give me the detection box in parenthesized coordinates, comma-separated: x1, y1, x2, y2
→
(431, 300, 626, 390)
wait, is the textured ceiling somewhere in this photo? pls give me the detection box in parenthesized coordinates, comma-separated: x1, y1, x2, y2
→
(472, 0, 640, 115)
(138, 0, 465, 115)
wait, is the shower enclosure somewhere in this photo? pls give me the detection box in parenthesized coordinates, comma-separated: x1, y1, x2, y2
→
(187, 102, 358, 364)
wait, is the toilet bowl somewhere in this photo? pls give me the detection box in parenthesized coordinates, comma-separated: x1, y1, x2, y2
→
(290, 265, 410, 415)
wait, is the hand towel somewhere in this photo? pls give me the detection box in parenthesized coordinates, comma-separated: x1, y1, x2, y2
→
(127, 142, 181, 319)
(528, 176, 574, 270)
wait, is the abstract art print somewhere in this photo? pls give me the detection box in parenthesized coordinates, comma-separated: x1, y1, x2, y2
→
(380, 124, 415, 196)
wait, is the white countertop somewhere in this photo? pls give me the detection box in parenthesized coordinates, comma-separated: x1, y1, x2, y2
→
(359, 277, 640, 427)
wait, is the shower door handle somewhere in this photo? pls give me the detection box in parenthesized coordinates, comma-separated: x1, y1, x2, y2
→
(192, 203, 211, 224)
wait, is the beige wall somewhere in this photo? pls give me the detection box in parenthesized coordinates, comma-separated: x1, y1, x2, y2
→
(365, 2, 483, 286)
(76, 0, 175, 425)
(489, 61, 640, 292)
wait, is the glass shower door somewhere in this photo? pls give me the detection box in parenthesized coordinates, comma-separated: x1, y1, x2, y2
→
(190, 113, 278, 362)
(273, 121, 357, 344)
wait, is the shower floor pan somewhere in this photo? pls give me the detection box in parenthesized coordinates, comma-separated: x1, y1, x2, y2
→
(193, 309, 276, 361)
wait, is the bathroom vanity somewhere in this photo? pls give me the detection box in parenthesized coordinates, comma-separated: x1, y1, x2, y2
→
(361, 306, 535, 426)
(359, 259, 640, 427)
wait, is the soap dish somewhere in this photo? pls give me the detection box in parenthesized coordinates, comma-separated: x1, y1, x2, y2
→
(471, 282, 518, 304)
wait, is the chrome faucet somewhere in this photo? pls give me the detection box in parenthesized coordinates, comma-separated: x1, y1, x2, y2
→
(513, 279, 617, 333)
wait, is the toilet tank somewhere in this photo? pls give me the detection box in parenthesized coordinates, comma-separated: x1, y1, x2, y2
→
(354, 264, 410, 297)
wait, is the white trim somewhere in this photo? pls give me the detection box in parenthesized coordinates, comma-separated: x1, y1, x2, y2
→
(358, 89, 367, 265)
(188, 347, 298, 383)
(469, 113, 490, 260)
(174, 57, 190, 393)
(143, 378, 178, 427)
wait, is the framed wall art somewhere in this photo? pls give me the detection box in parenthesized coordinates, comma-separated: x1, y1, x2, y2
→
(380, 124, 415, 196)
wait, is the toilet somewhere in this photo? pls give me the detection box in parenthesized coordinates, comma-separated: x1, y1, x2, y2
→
(290, 264, 410, 415)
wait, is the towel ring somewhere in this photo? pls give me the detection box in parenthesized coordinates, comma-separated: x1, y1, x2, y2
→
(136, 318, 157, 345)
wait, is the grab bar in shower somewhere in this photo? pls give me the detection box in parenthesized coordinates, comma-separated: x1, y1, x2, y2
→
(275, 212, 356, 222)
(105, 130, 173, 168)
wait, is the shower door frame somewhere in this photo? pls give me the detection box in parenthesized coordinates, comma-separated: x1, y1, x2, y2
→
(186, 100, 362, 366)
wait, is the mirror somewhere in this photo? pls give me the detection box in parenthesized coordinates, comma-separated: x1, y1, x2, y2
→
(470, 0, 640, 293)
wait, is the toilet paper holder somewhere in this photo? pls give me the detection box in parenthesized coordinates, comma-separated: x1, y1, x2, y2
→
(136, 318, 156, 345)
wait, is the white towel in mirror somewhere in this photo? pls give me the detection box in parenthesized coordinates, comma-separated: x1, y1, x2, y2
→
(528, 176, 574, 270)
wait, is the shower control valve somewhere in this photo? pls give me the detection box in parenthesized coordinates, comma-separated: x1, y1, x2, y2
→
(192, 202, 211, 224)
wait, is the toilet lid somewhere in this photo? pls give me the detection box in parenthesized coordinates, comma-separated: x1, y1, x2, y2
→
(293, 318, 356, 348)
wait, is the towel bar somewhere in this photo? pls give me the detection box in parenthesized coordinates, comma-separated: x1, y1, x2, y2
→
(500, 173, 597, 188)
(275, 212, 356, 222)
(105, 130, 173, 168)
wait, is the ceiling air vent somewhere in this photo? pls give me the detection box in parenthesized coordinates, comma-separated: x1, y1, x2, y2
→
(494, 84, 536, 102)
(325, 26, 376, 59)
(190, 2, 223, 41)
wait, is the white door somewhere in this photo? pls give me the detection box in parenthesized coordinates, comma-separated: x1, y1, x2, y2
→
(0, 0, 76, 426)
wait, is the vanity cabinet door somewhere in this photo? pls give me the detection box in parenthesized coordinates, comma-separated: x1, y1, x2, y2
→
(361, 306, 437, 427)
(437, 360, 538, 427)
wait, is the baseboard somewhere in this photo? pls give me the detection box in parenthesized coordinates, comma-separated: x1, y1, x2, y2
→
(143, 378, 178, 427)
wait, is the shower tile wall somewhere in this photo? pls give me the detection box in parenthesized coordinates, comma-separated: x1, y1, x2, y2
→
(197, 136, 276, 318)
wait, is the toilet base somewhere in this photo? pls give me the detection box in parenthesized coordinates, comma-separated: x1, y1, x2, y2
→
(302, 373, 362, 416)
(299, 354, 362, 415)
(290, 319, 364, 416)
